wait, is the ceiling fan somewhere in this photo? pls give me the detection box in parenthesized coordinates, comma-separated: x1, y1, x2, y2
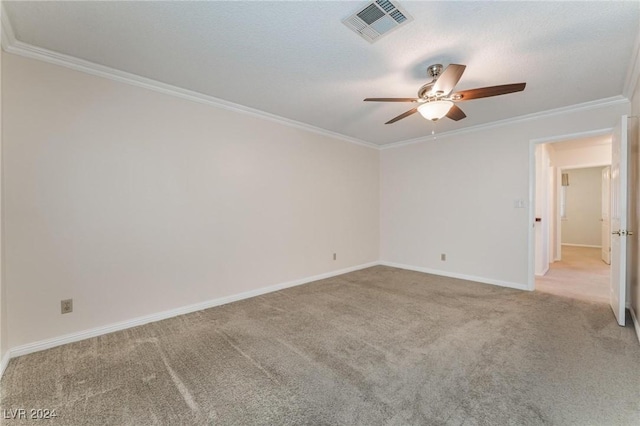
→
(364, 64, 526, 124)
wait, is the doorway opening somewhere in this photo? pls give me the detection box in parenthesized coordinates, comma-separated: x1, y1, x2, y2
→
(532, 133, 612, 304)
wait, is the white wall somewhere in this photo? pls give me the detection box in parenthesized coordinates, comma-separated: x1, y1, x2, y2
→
(2, 53, 380, 349)
(630, 57, 640, 335)
(0, 11, 6, 369)
(380, 101, 629, 288)
(550, 143, 611, 168)
(560, 167, 603, 247)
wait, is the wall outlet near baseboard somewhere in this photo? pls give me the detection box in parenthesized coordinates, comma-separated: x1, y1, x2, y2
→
(61, 299, 73, 314)
(440, 253, 446, 261)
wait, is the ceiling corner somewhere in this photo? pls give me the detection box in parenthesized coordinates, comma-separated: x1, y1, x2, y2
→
(1, 3, 17, 52)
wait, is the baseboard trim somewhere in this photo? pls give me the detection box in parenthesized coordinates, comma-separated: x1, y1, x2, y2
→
(0, 351, 10, 378)
(535, 264, 550, 277)
(9, 261, 378, 359)
(630, 307, 640, 345)
(379, 261, 529, 291)
(561, 243, 602, 248)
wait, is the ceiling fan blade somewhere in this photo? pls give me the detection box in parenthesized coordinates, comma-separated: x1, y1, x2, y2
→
(452, 83, 526, 101)
(364, 98, 420, 102)
(432, 64, 466, 96)
(446, 105, 466, 121)
(385, 107, 418, 124)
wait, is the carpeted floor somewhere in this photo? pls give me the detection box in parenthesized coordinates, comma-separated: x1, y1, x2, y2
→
(2, 266, 639, 425)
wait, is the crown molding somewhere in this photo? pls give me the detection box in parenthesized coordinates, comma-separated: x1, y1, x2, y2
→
(0, 12, 378, 150)
(0, 4, 633, 152)
(623, 26, 640, 99)
(381, 96, 628, 150)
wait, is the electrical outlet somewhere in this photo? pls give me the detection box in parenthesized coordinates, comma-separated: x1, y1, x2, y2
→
(441, 253, 446, 261)
(61, 299, 73, 314)
(333, 253, 337, 260)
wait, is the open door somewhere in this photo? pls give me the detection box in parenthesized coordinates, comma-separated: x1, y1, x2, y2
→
(601, 166, 611, 265)
(610, 115, 628, 326)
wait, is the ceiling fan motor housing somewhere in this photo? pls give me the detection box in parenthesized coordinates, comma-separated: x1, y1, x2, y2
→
(418, 64, 445, 99)
(427, 64, 443, 79)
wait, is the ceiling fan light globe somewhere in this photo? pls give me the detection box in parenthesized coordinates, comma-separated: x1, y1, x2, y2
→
(417, 100, 454, 121)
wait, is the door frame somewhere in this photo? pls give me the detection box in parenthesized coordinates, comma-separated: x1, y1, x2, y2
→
(527, 128, 613, 290)
(601, 165, 612, 265)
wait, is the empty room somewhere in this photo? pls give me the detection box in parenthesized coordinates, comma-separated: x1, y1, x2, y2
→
(1, 1, 639, 425)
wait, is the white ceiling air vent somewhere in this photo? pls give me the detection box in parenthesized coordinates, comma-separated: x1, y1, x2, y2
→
(343, 0, 413, 43)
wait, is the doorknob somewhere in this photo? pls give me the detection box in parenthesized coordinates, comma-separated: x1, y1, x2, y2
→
(612, 230, 621, 235)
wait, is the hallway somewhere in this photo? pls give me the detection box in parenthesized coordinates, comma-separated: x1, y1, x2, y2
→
(536, 245, 609, 304)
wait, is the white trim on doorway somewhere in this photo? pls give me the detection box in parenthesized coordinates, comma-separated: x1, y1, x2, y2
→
(630, 308, 640, 344)
(562, 243, 602, 248)
(535, 265, 550, 277)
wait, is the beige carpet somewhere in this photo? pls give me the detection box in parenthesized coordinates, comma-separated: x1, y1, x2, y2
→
(1, 266, 639, 425)
(536, 245, 610, 304)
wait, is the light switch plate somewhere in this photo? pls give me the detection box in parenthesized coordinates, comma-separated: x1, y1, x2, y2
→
(514, 199, 526, 208)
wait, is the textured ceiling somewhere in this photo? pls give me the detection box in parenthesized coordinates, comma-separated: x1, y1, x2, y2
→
(4, 1, 639, 146)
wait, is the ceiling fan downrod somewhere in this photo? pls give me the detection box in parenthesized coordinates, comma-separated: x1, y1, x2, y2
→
(417, 63, 449, 100)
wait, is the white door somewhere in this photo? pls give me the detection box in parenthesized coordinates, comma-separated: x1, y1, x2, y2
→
(610, 115, 628, 326)
(601, 166, 611, 264)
